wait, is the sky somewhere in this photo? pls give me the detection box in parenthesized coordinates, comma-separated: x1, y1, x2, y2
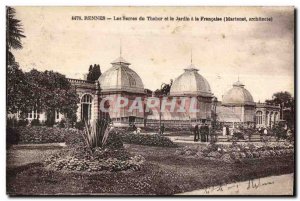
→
(12, 6, 294, 102)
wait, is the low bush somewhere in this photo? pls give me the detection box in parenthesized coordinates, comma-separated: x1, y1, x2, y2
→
(58, 119, 66, 128)
(15, 126, 71, 144)
(30, 119, 41, 126)
(75, 121, 85, 130)
(121, 133, 177, 147)
(17, 119, 29, 127)
(6, 127, 20, 147)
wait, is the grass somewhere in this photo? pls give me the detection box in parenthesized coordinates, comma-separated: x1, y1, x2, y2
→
(7, 144, 294, 195)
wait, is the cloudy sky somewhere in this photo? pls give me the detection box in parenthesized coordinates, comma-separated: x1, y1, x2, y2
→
(12, 6, 294, 102)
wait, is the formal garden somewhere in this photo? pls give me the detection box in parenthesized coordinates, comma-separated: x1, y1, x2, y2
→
(6, 120, 294, 195)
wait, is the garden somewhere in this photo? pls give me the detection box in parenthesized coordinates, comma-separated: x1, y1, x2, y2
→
(6, 121, 295, 195)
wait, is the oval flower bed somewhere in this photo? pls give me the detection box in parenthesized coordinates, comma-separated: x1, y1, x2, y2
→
(45, 131, 145, 172)
(45, 151, 145, 172)
(175, 142, 294, 163)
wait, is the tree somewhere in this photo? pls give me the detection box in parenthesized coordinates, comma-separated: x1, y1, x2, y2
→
(24, 69, 79, 125)
(6, 7, 25, 66)
(266, 91, 294, 129)
(155, 79, 173, 96)
(6, 7, 27, 114)
(87, 64, 101, 81)
(7, 62, 30, 114)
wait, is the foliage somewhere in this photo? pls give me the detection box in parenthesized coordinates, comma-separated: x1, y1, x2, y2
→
(266, 91, 295, 129)
(233, 131, 244, 140)
(24, 69, 79, 124)
(154, 79, 173, 96)
(82, 119, 111, 151)
(6, 7, 26, 66)
(87, 64, 101, 81)
(12, 126, 67, 144)
(121, 133, 177, 147)
(58, 119, 66, 128)
(17, 119, 28, 127)
(7, 62, 30, 113)
(272, 123, 287, 140)
(75, 121, 85, 130)
(30, 119, 41, 126)
(45, 153, 144, 172)
(7, 117, 18, 128)
(6, 127, 20, 147)
(177, 142, 294, 163)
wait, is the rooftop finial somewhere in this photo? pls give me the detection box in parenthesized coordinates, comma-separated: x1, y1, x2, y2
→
(120, 38, 122, 57)
(191, 48, 193, 65)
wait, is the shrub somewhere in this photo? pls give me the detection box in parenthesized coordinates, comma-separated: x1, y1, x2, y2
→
(6, 127, 20, 146)
(121, 133, 177, 147)
(17, 119, 28, 127)
(272, 124, 287, 140)
(15, 126, 70, 144)
(58, 119, 66, 128)
(7, 118, 18, 128)
(30, 119, 41, 126)
(45, 119, 55, 127)
(75, 121, 85, 130)
(233, 132, 244, 140)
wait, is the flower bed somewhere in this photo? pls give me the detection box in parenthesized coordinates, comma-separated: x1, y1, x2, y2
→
(45, 131, 145, 172)
(175, 142, 294, 163)
(8, 126, 147, 172)
(121, 133, 177, 147)
(45, 152, 145, 172)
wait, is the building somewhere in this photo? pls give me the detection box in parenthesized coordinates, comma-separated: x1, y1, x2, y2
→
(9, 54, 281, 129)
(214, 80, 281, 128)
(219, 80, 256, 127)
(98, 56, 145, 127)
(68, 56, 146, 127)
(146, 63, 213, 128)
(255, 102, 281, 128)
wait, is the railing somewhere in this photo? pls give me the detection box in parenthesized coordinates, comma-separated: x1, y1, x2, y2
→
(67, 78, 95, 84)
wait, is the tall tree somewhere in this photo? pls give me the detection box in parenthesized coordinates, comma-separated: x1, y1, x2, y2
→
(6, 7, 27, 114)
(266, 91, 294, 128)
(25, 70, 79, 125)
(6, 7, 25, 66)
(7, 62, 30, 114)
(87, 64, 101, 81)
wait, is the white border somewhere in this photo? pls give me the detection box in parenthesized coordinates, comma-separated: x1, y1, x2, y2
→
(1, 1, 297, 201)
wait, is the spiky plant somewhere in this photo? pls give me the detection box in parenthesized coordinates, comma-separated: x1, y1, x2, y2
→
(82, 119, 112, 152)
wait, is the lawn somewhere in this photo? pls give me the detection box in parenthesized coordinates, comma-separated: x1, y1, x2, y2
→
(7, 143, 294, 195)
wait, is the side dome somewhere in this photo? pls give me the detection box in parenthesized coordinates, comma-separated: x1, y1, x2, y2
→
(222, 80, 255, 106)
(99, 57, 144, 93)
(170, 64, 213, 97)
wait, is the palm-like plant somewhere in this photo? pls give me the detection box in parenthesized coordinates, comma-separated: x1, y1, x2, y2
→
(6, 7, 26, 65)
(82, 119, 113, 152)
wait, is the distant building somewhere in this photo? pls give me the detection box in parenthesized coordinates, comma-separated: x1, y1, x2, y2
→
(213, 80, 280, 128)
(9, 54, 281, 129)
(255, 103, 281, 128)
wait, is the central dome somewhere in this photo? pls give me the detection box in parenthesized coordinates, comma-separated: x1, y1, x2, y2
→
(99, 57, 144, 93)
(222, 80, 255, 106)
(170, 64, 213, 97)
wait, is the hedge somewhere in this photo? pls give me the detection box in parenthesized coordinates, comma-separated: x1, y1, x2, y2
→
(120, 133, 177, 147)
(7, 126, 79, 144)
